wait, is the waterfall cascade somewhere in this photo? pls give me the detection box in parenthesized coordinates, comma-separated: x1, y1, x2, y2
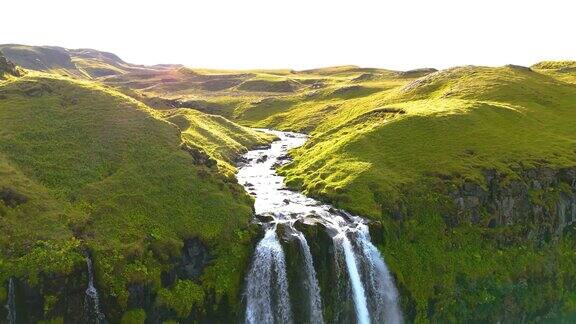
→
(85, 255, 105, 323)
(5, 277, 16, 324)
(245, 225, 292, 324)
(294, 230, 324, 323)
(356, 226, 403, 324)
(239, 130, 403, 324)
(337, 233, 370, 324)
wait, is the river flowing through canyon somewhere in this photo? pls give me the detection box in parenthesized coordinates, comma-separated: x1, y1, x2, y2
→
(238, 130, 402, 324)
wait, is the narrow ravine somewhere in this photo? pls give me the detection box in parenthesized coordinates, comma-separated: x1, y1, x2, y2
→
(238, 130, 403, 324)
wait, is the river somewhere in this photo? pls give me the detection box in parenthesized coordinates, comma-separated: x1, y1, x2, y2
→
(238, 130, 402, 324)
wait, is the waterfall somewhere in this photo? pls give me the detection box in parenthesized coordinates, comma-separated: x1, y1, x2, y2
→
(332, 236, 353, 323)
(85, 255, 105, 323)
(336, 233, 371, 324)
(356, 226, 403, 324)
(245, 226, 292, 324)
(294, 231, 324, 323)
(239, 129, 403, 323)
(5, 277, 16, 324)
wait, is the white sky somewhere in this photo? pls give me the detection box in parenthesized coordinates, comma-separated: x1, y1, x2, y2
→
(2, 0, 575, 71)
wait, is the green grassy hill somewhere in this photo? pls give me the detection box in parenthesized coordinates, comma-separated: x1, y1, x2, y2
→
(4, 45, 576, 322)
(162, 108, 274, 175)
(532, 60, 576, 85)
(148, 61, 576, 322)
(272, 66, 576, 322)
(0, 44, 181, 80)
(0, 69, 272, 321)
(280, 65, 576, 213)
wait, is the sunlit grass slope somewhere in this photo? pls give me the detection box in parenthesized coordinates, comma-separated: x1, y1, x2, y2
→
(0, 71, 269, 317)
(532, 60, 576, 85)
(281, 66, 576, 215)
(275, 65, 576, 321)
(162, 108, 275, 174)
(142, 62, 574, 321)
(99, 58, 576, 321)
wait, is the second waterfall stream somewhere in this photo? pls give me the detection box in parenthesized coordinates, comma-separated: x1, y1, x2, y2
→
(238, 130, 402, 324)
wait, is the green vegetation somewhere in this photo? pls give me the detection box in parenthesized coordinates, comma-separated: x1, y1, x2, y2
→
(162, 108, 275, 175)
(156, 279, 204, 317)
(262, 65, 576, 321)
(3, 44, 576, 322)
(0, 44, 181, 80)
(148, 62, 574, 321)
(120, 309, 146, 324)
(532, 61, 576, 85)
(278, 66, 576, 215)
(0, 70, 271, 319)
(374, 192, 576, 322)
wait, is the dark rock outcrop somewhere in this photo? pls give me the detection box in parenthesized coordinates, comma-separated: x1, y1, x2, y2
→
(284, 220, 357, 323)
(0, 264, 89, 323)
(178, 238, 211, 280)
(0, 51, 20, 77)
(0, 187, 28, 207)
(451, 167, 576, 241)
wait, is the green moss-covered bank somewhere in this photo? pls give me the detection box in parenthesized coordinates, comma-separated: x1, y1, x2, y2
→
(0, 68, 271, 322)
(353, 167, 576, 322)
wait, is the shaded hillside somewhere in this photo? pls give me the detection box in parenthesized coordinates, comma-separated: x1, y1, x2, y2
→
(0, 51, 20, 78)
(0, 69, 272, 322)
(0, 44, 178, 79)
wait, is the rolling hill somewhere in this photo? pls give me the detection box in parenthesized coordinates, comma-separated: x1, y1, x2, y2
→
(0, 51, 273, 322)
(2, 44, 576, 322)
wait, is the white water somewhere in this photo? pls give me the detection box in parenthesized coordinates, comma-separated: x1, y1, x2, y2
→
(357, 225, 403, 324)
(85, 255, 105, 323)
(245, 225, 292, 324)
(239, 130, 402, 324)
(5, 277, 16, 324)
(294, 230, 324, 323)
(339, 234, 371, 324)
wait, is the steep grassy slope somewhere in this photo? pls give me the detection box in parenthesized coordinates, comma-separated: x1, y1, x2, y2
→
(275, 65, 576, 322)
(0, 71, 270, 321)
(152, 60, 575, 321)
(281, 66, 576, 213)
(5, 45, 576, 321)
(162, 108, 274, 175)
